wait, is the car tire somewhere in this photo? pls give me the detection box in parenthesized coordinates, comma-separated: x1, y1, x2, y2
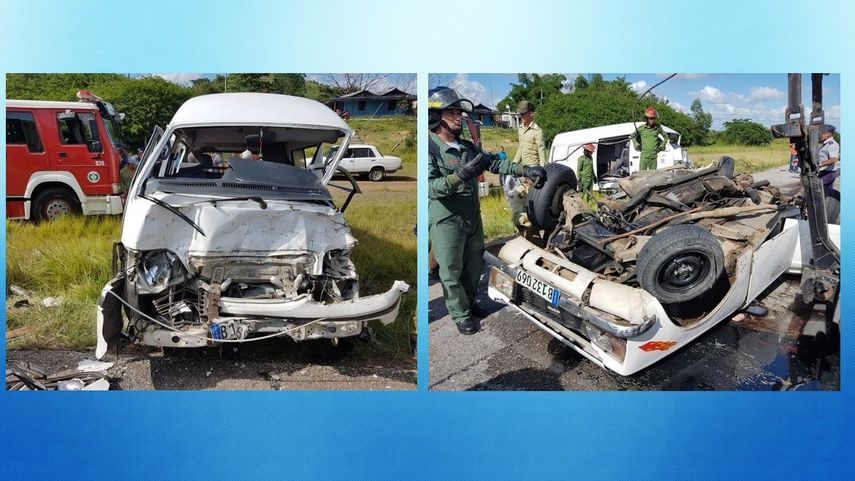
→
(32, 187, 81, 222)
(824, 188, 840, 224)
(526, 163, 577, 233)
(368, 167, 386, 181)
(636, 224, 725, 305)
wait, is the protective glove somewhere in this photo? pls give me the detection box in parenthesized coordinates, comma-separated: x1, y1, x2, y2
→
(455, 153, 487, 182)
(523, 165, 547, 189)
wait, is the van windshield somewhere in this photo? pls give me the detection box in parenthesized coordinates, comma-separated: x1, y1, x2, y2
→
(142, 125, 344, 203)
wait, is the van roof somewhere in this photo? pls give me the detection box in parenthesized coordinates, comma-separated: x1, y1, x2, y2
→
(6, 99, 98, 110)
(169, 93, 351, 132)
(552, 122, 679, 146)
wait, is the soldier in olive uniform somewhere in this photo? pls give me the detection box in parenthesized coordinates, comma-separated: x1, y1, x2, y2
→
(428, 87, 546, 334)
(577, 143, 596, 194)
(631, 107, 669, 171)
(508, 100, 547, 234)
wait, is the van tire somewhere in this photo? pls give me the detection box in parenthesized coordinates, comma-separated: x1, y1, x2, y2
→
(636, 224, 725, 305)
(32, 187, 81, 222)
(368, 167, 386, 181)
(526, 163, 577, 233)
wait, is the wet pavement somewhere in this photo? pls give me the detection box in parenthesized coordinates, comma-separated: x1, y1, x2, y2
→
(429, 167, 840, 391)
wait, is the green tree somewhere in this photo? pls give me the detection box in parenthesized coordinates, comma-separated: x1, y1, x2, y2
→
(720, 119, 772, 145)
(496, 73, 567, 112)
(225, 73, 306, 95)
(535, 76, 699, 146)
(689, 99, 712, 145)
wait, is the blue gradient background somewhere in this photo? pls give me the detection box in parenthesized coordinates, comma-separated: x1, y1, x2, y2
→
(1, 0, 853, 479)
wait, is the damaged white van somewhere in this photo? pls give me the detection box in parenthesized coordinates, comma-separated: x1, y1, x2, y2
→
(549, 122, 691, 191)
(96, 93, 409, 358)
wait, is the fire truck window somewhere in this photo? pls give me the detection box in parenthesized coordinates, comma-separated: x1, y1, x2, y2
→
(56, 112, 100, 145)
(6, 112, 43, 153)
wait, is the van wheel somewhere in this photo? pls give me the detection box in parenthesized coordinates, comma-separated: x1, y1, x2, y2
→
(636, 224, 725, 305)
(526, 163, 577, 233)
(32, 187, 80, 222)
(368, 167, 386, 181)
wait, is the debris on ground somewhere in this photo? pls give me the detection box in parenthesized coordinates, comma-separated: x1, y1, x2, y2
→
(77, 359, 114, 372)
(9, 285, 30, 297)
(6, 361, 111, 391)
(42, 297, 64, 308)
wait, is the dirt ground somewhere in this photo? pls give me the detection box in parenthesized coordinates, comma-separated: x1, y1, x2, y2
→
(8, 339, 416, 390)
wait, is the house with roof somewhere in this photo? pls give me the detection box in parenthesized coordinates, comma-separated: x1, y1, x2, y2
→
(326, 88, 416, 117)
(471, 103, 497, 126)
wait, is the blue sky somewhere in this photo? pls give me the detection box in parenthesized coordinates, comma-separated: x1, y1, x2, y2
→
(431, 73, 841, 130)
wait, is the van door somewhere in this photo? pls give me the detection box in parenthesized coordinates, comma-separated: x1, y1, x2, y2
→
(53, 109, 111, 194)
(6, 110, 48, 218)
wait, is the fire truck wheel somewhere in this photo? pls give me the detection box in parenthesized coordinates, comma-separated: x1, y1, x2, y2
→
(32, 187, 81, 222)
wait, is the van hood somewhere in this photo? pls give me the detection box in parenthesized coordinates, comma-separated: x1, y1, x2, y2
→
(121, 194, 356, 266)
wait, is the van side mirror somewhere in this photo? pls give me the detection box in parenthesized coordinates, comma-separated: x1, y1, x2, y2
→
(87, 139, 102, 153)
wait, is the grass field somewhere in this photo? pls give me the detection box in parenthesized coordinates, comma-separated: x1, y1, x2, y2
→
(477, 127, 793, 242)
(7, 116, 416, 361)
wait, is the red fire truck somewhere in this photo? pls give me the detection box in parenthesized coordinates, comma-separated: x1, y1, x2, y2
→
(6, 90, 125, 221)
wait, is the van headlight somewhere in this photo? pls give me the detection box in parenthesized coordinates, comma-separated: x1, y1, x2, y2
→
(489, 267, 515, 299)
(136, 250, 189, 294)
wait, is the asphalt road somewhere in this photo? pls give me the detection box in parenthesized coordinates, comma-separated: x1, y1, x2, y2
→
(8, 341, 416, 390)
(428, 165, 840, 391)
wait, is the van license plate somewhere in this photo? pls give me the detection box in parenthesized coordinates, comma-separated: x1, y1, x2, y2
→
(515, 271, 560, 306)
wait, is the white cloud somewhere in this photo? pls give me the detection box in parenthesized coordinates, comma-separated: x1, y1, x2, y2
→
(156, 73, 204, 86)
(748, 86, 784, 101)
(630, 80, 648, 93)
(449, 73, 490, 107)
(692, 85, 727, 103)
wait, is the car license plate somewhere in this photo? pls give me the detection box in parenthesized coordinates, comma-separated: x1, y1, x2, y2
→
(515, 271, 560, 306)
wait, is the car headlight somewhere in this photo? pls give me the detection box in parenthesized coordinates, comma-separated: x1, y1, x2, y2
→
(136, 250, 189, 294)
(489, 267, 515, 299)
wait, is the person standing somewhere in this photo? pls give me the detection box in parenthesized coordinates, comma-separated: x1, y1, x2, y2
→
(577, 143, 596, 194)
(631, 107, 669, 171)
(508, 100, 547, 234)
(428, 87, 546, 335)
(817, 124, 840, 191)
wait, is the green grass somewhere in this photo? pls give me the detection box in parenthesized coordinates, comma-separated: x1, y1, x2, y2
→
(6, 216, 121, 349)
(687, 138, 792, 173)
(346, 117, 416, 179)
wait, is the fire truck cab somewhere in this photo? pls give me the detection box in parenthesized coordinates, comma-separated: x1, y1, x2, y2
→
(6, 90, 125, 221)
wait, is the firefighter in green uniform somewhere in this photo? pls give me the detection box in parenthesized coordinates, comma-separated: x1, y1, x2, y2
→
(577, 143, 596, 194)
(428, 86, 547, 334)
(631, 107, 669, 171)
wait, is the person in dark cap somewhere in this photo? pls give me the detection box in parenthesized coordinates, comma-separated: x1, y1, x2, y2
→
(817, 124, 840, 191)
(507, 100, 547, 236)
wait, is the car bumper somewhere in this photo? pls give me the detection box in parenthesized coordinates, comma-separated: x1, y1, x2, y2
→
(484, 236, 764, 376)
(96, 279, 409, 357)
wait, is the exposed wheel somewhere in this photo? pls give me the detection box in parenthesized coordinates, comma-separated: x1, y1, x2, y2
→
(526, 163, 577, 233)
(637, 224, 725, 305)
(368, 167, 386, 181)
(32, 187, 80, 222)
(824, 188, 840, 224)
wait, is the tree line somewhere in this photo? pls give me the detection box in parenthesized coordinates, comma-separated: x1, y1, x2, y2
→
(6, 74, 345, 149)
(497, 74, 774, 147)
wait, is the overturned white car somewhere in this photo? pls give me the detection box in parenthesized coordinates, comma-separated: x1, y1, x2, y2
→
(96, 93, 408, 358)
(486, 157, 839, 376)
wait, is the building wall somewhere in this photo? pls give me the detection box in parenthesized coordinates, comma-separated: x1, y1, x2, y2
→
(336, 99, 411, 117)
